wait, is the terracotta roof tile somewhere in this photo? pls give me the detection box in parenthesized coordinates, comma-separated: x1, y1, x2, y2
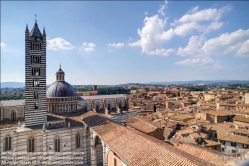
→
(123, 117, 158, 133)
(82, 111, 214, 166)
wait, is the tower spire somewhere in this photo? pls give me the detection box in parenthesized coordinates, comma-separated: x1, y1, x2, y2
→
(59, 63, 61, 68)
(35, 14, 37, 23)
(26, 24, 29, 31)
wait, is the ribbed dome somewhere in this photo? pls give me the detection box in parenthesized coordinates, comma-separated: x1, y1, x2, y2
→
(46, 81, 78, 98)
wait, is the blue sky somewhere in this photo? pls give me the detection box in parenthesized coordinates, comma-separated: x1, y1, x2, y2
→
(1, 1, 249, 85)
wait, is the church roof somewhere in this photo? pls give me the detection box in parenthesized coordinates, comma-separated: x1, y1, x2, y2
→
(0, 99, 25, 107)
(46, 81, 78, 98)
(80, 94, 126, 100)
(29, 21, 43, 38)
(82, 111, 215, 166)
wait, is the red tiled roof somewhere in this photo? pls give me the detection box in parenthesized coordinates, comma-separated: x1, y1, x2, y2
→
(175, 143, 229, 166)
(123, 117, 157, 133)
(82, 111, 214, 166)
(219, 133, 249, 145)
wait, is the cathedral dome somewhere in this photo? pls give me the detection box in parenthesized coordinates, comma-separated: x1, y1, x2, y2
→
(46, 81, 78, 98)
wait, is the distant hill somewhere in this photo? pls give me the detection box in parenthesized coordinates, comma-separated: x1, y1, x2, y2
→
(145, 80, 249, 85)
(1, 82, 25, 88)
(1, 82, 52, 88)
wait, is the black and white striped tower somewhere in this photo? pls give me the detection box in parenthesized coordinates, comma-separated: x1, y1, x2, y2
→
(25, 17, 47, 127)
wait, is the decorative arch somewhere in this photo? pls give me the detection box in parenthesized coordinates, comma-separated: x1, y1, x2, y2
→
(27, 136, 35, 152)
(86, 126, 91, 165)
(93, 135, 104, 166)
(95, 101, 100, 112)
(54, 135, 61, 152)
(11, 109, 17, 122)
(3, 134, 12, 151)
(75, 132, 81, 148)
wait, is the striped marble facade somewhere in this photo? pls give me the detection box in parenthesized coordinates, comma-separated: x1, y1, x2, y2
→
(25, 21, 47, 127)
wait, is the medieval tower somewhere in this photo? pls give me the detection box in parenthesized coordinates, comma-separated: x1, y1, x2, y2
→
(25, 18, 47, 127)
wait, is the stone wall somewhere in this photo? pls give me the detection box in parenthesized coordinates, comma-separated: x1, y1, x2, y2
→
(0, 105, 25, 121)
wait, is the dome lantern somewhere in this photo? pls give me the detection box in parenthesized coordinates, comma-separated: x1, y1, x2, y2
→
(56, 63, 65, 81)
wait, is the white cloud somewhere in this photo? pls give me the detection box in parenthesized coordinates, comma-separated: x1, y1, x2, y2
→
(202, 29, 249, 55)
(149, 48, 174, 57)
(177, 36, 202, 56)
(172, 5, 231, 36)
(174, 22, 201, 36)
(79, 42, 96, 52)
(145, 12, 148, 16)
(109, 43, 124, 48)
(1, 42, 6, 47)
(128, 40, 141, 47)
(174, 5, 231, 23)
(188, 6, 199, 14)
(236, 40, 249, 57)
(130, 15, 174, 56)
(47, 38, 74, 51)
(207, 21, 223, 31)
(158, 4, 166, 16)
(158, 1, 168, 16)
(175, 57, 221, 69)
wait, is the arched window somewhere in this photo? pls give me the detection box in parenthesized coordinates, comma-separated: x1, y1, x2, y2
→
(4, 135, 11, 151)
(84, 105, 87, 112)
(95, 136, 101, 147)
(54, 137, 61, 152)
(11, 111, 16, 122)
(27, 137, 35, 152)
(96, 104, 99, 112)
(75, 133, 81, 148)
(119, 102, 122, 109)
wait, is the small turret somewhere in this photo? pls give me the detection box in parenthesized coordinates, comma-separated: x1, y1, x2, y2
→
(43, 27, 46, 36)
(56, 63, 65, 81)
(25, 24, 29, 39)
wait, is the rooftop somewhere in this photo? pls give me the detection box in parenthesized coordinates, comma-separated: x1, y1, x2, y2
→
(122, 117, 158, 133)
(0, 99, 25, 107)
(80, 94, 126, 100)
(206, 110, 234, 116)
(82, 111, 215, 166)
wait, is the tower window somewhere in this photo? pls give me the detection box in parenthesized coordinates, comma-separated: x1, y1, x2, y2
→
(31, 55, 41, 64)
(27, 137, 35, 152)
(54, 137, 61, 152)
(33, 80, 40, 87)
(32, 68, 40, 76)
(4, 135, 12, 151)
(34, 102, 38, 109)
(34, 91, 38, 99)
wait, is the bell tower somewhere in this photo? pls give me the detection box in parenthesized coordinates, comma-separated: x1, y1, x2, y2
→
(25, 17, 47, 127)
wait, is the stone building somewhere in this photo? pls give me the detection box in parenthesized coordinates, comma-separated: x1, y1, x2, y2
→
(0, 100, 25, 123)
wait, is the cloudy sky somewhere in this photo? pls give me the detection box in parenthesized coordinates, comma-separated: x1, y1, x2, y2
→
(1, 1, 249, 85)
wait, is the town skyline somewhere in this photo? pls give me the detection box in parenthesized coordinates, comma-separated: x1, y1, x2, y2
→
(1, 1, 249, 85)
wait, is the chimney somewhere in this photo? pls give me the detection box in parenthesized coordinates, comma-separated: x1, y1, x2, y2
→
(93, 85, 98, 91)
